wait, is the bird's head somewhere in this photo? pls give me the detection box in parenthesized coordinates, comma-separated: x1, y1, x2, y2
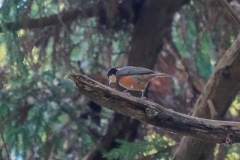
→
(107, 67, 119, 84)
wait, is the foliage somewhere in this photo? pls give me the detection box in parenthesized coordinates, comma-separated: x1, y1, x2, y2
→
(0, 0, 131, 159)
(103, 132, 174, 160)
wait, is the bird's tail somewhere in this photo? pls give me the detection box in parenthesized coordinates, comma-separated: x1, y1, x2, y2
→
(151, 73, 171, 77)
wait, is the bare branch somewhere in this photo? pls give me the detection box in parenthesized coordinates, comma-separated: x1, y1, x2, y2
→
(219, 0, 240, 27)
(0, 132, 10, 160)
(0, 1, 137, 33)
(68, 73, 240, 144)
(0, 8, 95, 32)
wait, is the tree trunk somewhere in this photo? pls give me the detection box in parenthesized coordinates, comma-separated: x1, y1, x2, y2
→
(173, 34, 240, 160)
(128, 0, 189, 68)
(83, 0, 188, 159)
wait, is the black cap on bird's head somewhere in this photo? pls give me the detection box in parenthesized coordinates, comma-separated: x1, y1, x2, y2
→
(107, 67, 119, 84)
(107, 67, 118, 77)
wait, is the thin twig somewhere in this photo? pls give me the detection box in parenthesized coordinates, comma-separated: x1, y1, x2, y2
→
(0, 0, 7, 12)
(219, 0, 240, 27)
(0, 132, 10, 160)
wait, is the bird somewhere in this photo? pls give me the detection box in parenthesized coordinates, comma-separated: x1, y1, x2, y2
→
(107, 66, 170, 99)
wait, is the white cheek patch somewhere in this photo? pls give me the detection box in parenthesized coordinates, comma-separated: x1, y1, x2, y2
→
(109, 75, 117, 84)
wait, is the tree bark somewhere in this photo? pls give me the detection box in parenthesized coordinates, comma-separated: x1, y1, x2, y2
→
(68, 73, 240, 143)
(172, 34, 240, 159)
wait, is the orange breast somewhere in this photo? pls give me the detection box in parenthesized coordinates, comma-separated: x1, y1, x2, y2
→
(118, 76, 136, 89)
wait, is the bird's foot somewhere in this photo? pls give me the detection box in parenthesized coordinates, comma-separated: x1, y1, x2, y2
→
(141, 96, 146, 100)
(122, 90, 131, 95)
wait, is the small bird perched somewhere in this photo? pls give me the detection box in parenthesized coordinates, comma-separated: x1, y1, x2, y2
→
(107, 66, 170, 99)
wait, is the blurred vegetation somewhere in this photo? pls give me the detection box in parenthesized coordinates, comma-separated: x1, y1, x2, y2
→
(103, 132, 174, 160)
(0, 0, 240, 159)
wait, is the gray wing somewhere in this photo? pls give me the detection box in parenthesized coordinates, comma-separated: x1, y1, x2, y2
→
(115, 66, 155, 76)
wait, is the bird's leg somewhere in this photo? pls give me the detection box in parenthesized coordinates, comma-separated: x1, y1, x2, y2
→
(122, 86, 133, 95)
(141, 90, 146, 99)
(122, 89, 131, 95)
